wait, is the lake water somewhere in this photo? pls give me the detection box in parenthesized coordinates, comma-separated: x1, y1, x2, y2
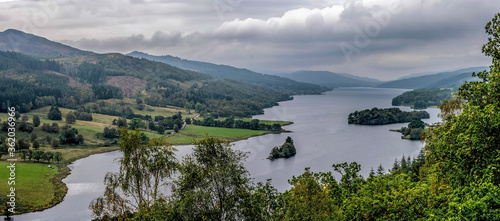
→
(12, 87, 441, 220)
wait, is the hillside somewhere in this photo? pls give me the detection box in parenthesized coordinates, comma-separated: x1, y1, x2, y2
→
(377, 67, 488, 89)
(0, 29, 94, 59)
(276, 70, 382, 88)
(127, 51, 327, 95)
(0, 29, 302, 117)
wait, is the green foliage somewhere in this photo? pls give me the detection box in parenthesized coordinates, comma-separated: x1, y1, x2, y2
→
(128, 118, 145, 130)
(58, 128, 84, 145)
(32, 139, 40, 150)
(282, 168, 342, 220)
(348, 107, 429, 125)
(54, 152, 63, 163)
(392, 88, 453, 109)
(102, 127, 119, 139)
(16, 138, 30, 150)
(48, 106, 62, 120)
(65, 111, 76, 124)
(268, 136, 297, 159)
(408, 118, 425, 129)
(89, 128, 177, 220)
(170, 137, 253, 220)
(33, 150, 43, 162)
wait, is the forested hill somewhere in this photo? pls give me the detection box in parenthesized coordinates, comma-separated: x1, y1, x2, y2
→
(0, 50, 293, 117)
(127, 51, 328, 95)
(276, 70, 382, 88)
(0, 29, 94, 59)
(377, 66, 488, 89)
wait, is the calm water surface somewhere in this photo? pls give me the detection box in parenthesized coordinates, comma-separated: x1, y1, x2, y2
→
(13, 88, 441, 220)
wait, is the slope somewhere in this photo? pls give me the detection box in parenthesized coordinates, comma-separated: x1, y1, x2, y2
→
(0, 29, 94, 59)
(127, 51, 327, 95)
(276, 70, 382, 88)
(377, 67, 488, 89)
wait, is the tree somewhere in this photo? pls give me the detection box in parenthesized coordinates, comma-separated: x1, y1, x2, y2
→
(21, 115, 29, 122)
(0, 144, 8, 159)
(65, 111, 76, 124)
(54, 152, 63, 163)
(408, 118, 425, 129)
(195, 102, 203, 113)
(148, 121, 156, 131)
(33, 150, 44, 162)
(16, 138, 30, 150)
(32, 140, 40, 150)
(376, 164, 385, 176)
(117, 117, 127, 128)
(156, 125, 165, 134)
(89, 128, 177, 220)
(283, 168, 341, 220)
(32, 115, 40, 127)
(59, 128, 82, 145)
(1, 122, 8, 132)
(30, 133, 37, 142)
(48, 106, 62, 120)
(51, 139, 59, 148)
(171, 137, 253, 220)
(128, 118, 145, 130)
(425, 13, 500, 188)
(20, 149, 28, 160)
(173, 124, 179, 133)
(27, 149, 32, 161)
(45, 151, 54, 162)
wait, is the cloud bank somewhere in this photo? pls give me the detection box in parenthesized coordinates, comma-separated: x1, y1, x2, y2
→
(0, 0, 496, 80)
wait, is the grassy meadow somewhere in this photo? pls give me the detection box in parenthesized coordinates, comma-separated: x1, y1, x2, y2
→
(0, 162, 60, 211)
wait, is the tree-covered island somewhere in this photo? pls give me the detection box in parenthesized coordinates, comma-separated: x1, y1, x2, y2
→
(268, 136, 296, 159)
(348, 107, 429, 125)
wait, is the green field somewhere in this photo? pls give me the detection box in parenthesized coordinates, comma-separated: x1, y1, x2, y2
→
(165, 134, 202, 145)
(180, 125, 269, 138)
(196, 117, 293, 126)
(0, 162, 59, 211)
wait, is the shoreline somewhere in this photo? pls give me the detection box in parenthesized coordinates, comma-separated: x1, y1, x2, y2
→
(2, 146, 119, 215)
(10, 123, 293, 215)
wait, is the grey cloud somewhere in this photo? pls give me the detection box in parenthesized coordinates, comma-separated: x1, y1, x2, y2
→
(39, 0, 499, 79)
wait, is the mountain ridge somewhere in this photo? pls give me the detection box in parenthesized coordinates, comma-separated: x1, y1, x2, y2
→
(377, 66, 489, 89)
(127, 51, 328, 95)
(275, 70, 383, 88)
(0, 29, 94, 59)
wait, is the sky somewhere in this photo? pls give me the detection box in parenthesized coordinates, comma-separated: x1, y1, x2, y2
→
(0, 0, 498, 80)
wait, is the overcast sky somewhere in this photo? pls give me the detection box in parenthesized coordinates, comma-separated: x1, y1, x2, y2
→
(0, 0, 497, 80)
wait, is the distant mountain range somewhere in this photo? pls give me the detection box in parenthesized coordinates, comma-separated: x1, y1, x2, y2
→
(0, 29, 94, 59)
(275, 71, 382, 88)
(376, 67, 488, 89)
(0, 29, 490, 94)
(127, 51, 329, 95)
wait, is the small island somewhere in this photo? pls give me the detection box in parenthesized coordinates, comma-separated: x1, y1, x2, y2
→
(390, 118, 426, 140)
(268, 136, 296, 160)
(348, 107, 429, 125)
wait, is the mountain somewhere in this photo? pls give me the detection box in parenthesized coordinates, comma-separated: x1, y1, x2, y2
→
(0, 29, 94, 59)
(377, 67, 488, 89)
(275, 71, 382, 88)
(127, 51, 327, 95)
(0, 29, 298, 117)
